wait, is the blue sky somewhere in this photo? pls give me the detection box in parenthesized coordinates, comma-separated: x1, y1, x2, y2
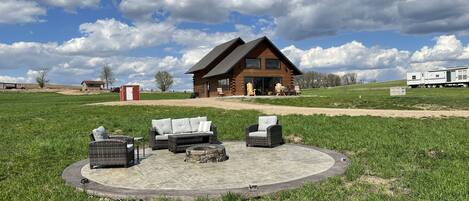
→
(1, 0, 469, 90)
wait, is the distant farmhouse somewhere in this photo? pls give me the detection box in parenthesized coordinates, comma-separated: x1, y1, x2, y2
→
(81, 80, 104, 91)
(407, 67, 469, 88)
(0, 82, 24, 89)
(186, 36, 302, 97)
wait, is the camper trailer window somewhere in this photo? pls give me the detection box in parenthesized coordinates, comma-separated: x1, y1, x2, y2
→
(436, 74, 439, 78)
(412, 75, 416, 80)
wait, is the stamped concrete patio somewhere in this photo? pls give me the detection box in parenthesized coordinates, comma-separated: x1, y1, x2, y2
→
(63, 142, 349, 200)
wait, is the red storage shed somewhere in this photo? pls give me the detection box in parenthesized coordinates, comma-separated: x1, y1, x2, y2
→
(120, 85, 140, 101)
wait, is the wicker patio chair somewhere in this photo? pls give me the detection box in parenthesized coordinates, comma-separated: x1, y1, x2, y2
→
(245, 116, 283, 147)
(89, 127, 135, 169)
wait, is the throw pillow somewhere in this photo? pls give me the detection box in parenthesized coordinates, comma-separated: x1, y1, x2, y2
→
(172, 118, 192, 134)
(189, 116, 207, 132)
(92, 126, 109, 141)
(152, 118, 172, 134)
(198, 121, 212, 132)
(258, 116, 277, 131)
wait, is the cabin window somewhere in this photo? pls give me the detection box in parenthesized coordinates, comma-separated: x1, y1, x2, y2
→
(218, 78, 229, 90)
(266, 59, 280, 69)
(245, 58, 261, 69)
(412, 75, 416, 80)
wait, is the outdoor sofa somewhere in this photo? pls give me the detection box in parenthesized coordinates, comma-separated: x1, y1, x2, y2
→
(245, 116, 283, 147)
(89, 126, 135, 168)
(149, 116, 218, 150)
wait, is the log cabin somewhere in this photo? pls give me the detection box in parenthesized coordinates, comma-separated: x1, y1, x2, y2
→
(186, 36, 302, 97)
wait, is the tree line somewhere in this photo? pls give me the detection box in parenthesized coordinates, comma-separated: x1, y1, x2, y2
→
(34, 66, 175, 92)
(295, 71, 359, 88)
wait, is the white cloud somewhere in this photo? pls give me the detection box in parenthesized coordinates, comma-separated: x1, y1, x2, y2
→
(282, 35, 469, 81)
(0, 75, 28, 83)
(58, 19, 175, 56)
(282, 41, 411, 71)
(118, 0, 469, 40)
(0, 0, 46, 24)
(411, 35, 467, 62)
(0, 17, 272, 90)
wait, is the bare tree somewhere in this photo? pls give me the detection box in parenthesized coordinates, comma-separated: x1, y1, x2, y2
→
(100, 65, 115, 89)
(35, 68, 49, 88)
(154, 71, 174, 92)
(341, 73, 358, 85)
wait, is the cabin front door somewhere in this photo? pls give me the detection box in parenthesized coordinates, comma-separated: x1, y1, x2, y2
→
(244, 77, 282, 95)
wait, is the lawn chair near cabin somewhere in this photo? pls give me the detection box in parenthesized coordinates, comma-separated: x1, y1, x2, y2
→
(217, 88, 224, 97)
(294, 85, 301, 95)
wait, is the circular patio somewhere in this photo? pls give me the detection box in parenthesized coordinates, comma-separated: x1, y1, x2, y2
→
(62, 141, 349, 200)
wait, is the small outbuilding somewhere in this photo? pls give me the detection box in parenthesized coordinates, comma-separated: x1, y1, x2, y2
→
(81, 80, 105, 91)
(120, 85, 140, 101)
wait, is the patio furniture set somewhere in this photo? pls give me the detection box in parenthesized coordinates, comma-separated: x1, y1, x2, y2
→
(88, 116, 283, 169)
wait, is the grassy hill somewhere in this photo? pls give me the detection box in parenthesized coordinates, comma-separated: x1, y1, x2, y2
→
(1, 92, 469, 200)
(249, 80, 469, 110)
(329, 80, 406, 90)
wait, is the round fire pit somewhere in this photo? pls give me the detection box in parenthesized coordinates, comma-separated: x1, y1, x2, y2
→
(185, 144, 228, 163)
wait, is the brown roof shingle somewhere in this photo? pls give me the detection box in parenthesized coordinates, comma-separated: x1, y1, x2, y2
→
(185, 37, 244, 73)
(203, 36, 302, 78)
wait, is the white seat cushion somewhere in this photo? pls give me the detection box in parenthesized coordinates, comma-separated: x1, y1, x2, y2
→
(127, 144, 134, 149)
(249, 131, 267, 137)
(152, 118, 172, 134)
(172, 118, 192, 134)
(189, 116, 207, 132)
(155, 135, 169, 141)
(194, 131, 214, 135)
(198, 121, 211, 132)
(92, 126, 109, 141)
(258, 116, 277, 131)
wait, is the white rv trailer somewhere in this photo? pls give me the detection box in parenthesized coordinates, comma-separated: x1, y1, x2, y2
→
(407, 67, 469, 88)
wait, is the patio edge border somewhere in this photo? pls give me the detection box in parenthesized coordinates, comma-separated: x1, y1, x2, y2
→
(62, 142, 350, 200)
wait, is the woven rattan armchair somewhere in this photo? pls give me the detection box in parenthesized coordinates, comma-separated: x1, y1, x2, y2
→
(89, 133, 135, 169)
(245, 116, 283, 147)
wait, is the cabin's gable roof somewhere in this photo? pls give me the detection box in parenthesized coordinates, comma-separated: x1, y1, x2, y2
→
(185, 37, 244, 74)
(202, 36, 302, 78)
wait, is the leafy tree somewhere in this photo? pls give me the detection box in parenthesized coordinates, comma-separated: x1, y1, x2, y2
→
(100, 65, 115, 89)
(154, 71, 174, 92)
(35, 68, 49, 88)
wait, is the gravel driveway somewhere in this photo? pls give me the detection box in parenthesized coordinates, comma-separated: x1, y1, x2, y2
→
(91, 98, 469, 118)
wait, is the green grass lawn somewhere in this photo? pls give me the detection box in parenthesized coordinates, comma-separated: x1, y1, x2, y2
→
(1, 92, 468, 200)
(248, 80, 469, 110)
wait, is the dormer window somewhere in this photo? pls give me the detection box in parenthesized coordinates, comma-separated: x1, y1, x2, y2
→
(266, 59, 280, 69)
(245, 58, 260, 69)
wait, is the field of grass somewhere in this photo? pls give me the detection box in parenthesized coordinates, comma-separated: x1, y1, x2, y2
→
(248, 80, 469, 110)
(1, 91, 469, 200)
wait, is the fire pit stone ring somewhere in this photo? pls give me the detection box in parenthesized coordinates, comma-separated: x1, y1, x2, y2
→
(185, 144, 228, 163)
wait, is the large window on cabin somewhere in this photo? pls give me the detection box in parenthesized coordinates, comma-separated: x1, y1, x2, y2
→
(218, 78, 229, 90)
(245, 58, 261, 69)
(266, 59, 280, 69)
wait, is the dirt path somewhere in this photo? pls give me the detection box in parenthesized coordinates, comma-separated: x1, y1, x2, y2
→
(90, 98, 469, 118)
